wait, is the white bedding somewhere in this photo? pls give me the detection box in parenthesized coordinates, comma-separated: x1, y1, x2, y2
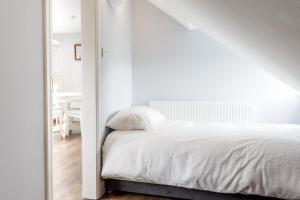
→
(102, 121, 300, 199)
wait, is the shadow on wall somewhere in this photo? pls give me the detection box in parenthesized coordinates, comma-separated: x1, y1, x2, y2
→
(132, 0, 300, 124)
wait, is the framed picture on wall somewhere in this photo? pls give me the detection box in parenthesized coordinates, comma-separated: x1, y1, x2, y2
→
(74, 44, 82, 61)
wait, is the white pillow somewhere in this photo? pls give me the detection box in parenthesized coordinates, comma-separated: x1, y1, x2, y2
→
(106, 106, 165, 131)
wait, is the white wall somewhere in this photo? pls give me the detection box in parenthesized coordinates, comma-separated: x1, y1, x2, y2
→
(133, 0, 300, 124)
(0, 0, 45, 199)
(53, 33, 82, 92)
(98, 0, 133, 196)
(99, 0, 133, 138)
(148, 0, 300, 93)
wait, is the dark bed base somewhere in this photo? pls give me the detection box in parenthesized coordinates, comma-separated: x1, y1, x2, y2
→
(106, 179, 281, 200)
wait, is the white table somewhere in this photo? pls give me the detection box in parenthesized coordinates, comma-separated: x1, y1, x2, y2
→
(52, 93, 82, 138)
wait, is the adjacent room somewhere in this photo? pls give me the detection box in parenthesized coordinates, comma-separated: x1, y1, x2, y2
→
(51, 0, 82, 199)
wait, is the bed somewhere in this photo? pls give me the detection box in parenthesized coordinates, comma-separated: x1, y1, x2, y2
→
(101, 101, 300, 200)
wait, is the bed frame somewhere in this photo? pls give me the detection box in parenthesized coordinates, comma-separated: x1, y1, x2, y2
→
(106, 179, 280, 200)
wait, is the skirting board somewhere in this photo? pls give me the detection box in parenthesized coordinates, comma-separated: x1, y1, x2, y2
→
(106, 179, 281, 200)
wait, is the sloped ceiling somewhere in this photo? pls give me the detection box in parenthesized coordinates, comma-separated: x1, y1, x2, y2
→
(148, 0, 300, 92)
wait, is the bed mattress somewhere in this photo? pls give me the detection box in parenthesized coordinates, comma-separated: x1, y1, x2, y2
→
(101, 121, 300, 199)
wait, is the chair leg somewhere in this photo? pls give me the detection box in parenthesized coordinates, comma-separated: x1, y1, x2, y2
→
(59, 113, 64, 137)
(68, 117, 73, 136)
(62, 113, 70, 138)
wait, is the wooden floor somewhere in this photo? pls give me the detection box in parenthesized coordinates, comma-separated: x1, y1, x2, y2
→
(53, 134, 82, 200)
(53, 134, 173, 200)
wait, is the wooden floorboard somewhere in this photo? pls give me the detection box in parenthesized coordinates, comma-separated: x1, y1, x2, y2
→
(53, 134, 82, 200)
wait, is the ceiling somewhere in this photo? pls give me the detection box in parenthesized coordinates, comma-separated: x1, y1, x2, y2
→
(148, 0, 300, 92)
(52, 0, 81, 34)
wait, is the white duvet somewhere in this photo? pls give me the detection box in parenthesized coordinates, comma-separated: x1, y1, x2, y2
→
(102, 121, 300, 199)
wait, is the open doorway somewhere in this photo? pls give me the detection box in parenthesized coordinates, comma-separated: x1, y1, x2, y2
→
(45, 0, 100, 199)
(51, 0, 82, 199)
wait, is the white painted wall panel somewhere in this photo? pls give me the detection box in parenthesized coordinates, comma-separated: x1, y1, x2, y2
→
(99, 0, 133, 126)
(53, 33, 82, 93)
(81, 0, 99, 199)
(98, 0, 133, 195)
(0, 0, 45, 199)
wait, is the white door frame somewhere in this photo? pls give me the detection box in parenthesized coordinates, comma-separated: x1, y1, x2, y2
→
(43, 0, 52, 199)
(81, 0, 102, 199)
(43, 0, 101, 199)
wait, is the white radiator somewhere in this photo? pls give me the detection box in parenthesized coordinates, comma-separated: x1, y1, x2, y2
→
(149, 101, 256, 124)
